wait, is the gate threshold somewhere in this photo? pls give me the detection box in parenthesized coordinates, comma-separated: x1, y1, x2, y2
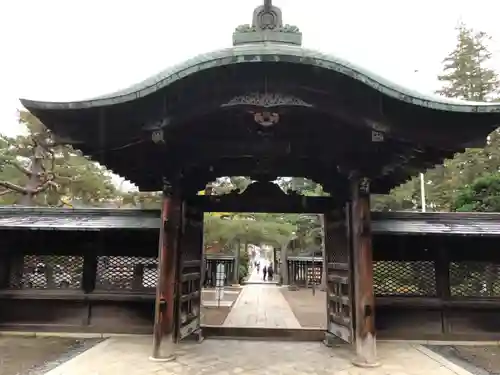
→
(202, 325, 324, 341)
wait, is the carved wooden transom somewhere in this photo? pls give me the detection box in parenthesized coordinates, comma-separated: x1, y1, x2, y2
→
(221, 92, 313, 108)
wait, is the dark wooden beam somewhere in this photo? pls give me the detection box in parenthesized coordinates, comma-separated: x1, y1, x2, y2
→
(186, 194, 342, 213)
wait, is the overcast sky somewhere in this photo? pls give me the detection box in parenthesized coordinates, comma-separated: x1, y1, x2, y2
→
(1, 0, 500, 138)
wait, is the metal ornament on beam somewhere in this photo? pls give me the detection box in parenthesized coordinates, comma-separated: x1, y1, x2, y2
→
(371, 130, 384, 142)
(162, 179, 174, 197)
(254, 111, 279, 127)
(349, 172, 369, 194)
(359, 178, 370, 196)
(152, 129, 165, 144)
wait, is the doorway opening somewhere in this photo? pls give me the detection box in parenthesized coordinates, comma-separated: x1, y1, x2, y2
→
(201, 210, 328, 331)
(198, 177, 331, 331)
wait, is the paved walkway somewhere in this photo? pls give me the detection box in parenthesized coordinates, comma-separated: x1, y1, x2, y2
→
(44, 336, 474, 375)
(223, 276, 301, 328)
(247, 266, 278, 283)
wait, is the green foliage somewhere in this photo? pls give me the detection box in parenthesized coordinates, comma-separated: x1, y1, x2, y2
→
(278, 177, 328, 196)
(238, 249, 250, 282)
(373, 22, 500, 212)
(437, 22, 499, 100)
(0, 111, 117, 206)
(121, 191, 162, 208)
(453, 173, 500, 212)
(204, 214, 296, 251)
(202, 178, 325, 254)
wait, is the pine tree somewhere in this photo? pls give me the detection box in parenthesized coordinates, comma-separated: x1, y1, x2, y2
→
(432, 24, 500, 210)
(0, 111, 117, 206)
(373, 23, 500, 212)
(437, 22, 499, 101)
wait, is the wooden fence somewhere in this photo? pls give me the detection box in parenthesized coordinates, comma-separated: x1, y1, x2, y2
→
(287, 256, 323, 287)
(1, 229, 500, 340)
(0, 230, 237, 335)
(203, 255, 236, 287)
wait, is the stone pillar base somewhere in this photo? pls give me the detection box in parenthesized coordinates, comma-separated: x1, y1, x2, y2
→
(149, 355, 176, 363)
(352, 335, 380, 368)
(351, 358, 381, 368)
(149, 334, 176, 362)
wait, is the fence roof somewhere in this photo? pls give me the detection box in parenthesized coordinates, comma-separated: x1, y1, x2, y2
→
(1, 207, 500, 236)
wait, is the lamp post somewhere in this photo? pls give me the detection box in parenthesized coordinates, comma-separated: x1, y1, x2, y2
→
(420, 173, 426, 212)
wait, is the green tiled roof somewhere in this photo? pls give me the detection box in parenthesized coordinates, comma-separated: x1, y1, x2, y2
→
(21, 42, 500, 114)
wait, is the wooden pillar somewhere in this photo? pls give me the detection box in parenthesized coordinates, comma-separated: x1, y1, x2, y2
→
(7, 253, 23, 289)
(0, 257, 8, 289)
(82, 246, 97, 294)
(350, 175, 379, 367)
(151, 182, 177, 362)
(0, 241, 12, 288)
(435, 241, 451, 334)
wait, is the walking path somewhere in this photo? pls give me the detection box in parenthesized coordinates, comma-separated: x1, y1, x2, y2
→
(223, 268, 301, 328)
(246, 265, 278, 283)
(43, 335, 475, 375)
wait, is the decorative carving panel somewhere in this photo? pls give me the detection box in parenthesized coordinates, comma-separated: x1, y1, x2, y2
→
(221, 92, 313, 109)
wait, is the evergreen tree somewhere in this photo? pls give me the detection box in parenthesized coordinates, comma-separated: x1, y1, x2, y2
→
(453, 173, 500, 212)
(373, 23, 500, 212)
(0, 111, 117, 206)
(437, 22, 498, 101)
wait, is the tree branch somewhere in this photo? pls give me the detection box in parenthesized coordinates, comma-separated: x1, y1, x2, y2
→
(0, 180, 30, 194)
(0, 189, 13, 196)
(0, 175, 57, 195)
(9, 160, 43, 177)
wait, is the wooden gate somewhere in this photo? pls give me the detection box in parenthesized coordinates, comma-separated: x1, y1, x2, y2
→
(174, 200, 204, 342)
(324, 204, 354, 344)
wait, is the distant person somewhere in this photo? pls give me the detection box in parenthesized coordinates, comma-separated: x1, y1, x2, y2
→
(256, 262, 260, 273)
(267, 263, 274, 281)
(262, 265, 267, 281)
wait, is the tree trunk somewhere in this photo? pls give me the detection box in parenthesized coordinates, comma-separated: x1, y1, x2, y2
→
(19, 145, 44, 206)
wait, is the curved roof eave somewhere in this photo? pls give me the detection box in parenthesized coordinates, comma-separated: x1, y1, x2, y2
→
(20, 42, 500, 114)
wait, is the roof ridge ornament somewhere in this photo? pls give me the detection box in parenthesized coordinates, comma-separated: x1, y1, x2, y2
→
(233, 1, 302, 46)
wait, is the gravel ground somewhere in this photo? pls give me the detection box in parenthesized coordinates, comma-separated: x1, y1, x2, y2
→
(0, 336, 103, 375)
(201, 288, 241, 325)
(280, 287, 326, 329)
(202, 289, 240, 303)
(427, 345, 500, 375)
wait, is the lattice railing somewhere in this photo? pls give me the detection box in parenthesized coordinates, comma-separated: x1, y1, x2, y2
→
(449, 261, 500, 297)
(95, 256, 158, 291)
(373, 261, 436, 296)
(5, 253, 500, 299)
(9, 255, 83, 290)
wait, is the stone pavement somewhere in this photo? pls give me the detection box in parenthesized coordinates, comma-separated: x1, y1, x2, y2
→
(43, 335, 474, 375)
(222, 281, 301, 328)
(246, 265, 277, 283)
